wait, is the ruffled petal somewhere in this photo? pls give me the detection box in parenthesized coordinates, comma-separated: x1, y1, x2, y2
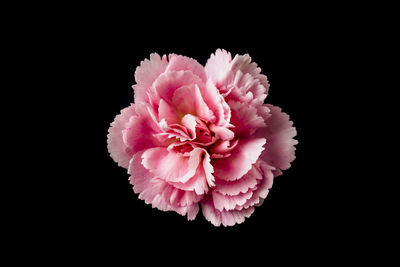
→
(212, 189, 253, 211)
(200, 196, 255, 227)
(141, 147, 196, 183)
(213, 137, 266, 181)
(167, 148, 215, 195)
(236, 161, 275, 210)
(257, 104, 298, 171)
(230, 54, 269, 95)
(172, 84, 215, 122)
(133, 53, 168, 104)
(228, 100, 266, 137)
(166, 54, 207, 82)
(158, 99, 180, 124)
(154, 70, 204, 105)
(107, 104, 136, 169)
(214, 162, 262, 195)
(122, 105, 166, 155)
(205, 49, 233, 88)
(129, 151, 201, 219)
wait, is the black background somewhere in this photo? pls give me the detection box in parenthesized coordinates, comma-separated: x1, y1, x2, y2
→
(24, 5, 372, 262)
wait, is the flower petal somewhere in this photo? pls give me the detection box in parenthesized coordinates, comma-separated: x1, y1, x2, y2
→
(133, 53, 168, 104)
(228, 100, 266, 137)
(141, 147, 196, 183)
(257, 104, 298, 171)
(205, 49, 233, 88)
(122, 106, 166, 155)
(129, 151, 201, 219)
(213, 137, 266, 181)
(166, 54, 207, 82)
(154, 70, 204, 105)
(107, 104, 136, 169)
(214, 162, 262, 195)
(200, 196, 255, 227)
(172, 84, 215, 122)
(236, 161, 275, 210)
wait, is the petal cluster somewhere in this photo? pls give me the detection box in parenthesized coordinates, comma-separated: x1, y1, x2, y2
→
(107, 50, 297, 226)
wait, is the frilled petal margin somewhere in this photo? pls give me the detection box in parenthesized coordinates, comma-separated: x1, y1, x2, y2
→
(213, 137, 266, 181)
(257, 104, 298, 172)
(129, 151, 200, 220)
(107, 104, 136, 169)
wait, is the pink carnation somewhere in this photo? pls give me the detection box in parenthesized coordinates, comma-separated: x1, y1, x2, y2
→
(107, 49, 297, 226)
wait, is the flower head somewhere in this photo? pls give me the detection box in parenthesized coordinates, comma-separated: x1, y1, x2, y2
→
(107, 49, 297, 226)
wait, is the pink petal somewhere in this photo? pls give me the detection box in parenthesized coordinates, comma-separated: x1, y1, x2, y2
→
(107, 104, 136, 169)
(200, 196, 255, 227)
(212, 189, 253, 211)
(158, 99, 180, 124)
(209, 124, 235, 141)
(205, 49, 233, 88)
(200, 80, 231, 126)
(141, 147, 196, 183)
(172, 84, 215, 122)
(129, 151, 201, 219)
(236, 161, 275, 210)
(154, 70, 204, 105)
(167, 148, 215, 195)
(209, 139, 239, 154)
(166, 54, 207, 82)
(133, 53, 168, 104)
(228, 100, 266, 137)
(230, 54, 269, 95)
(128, 151, 171, 211)
(213, 137, 266, 181)
(256, 104, 298, 171)
(122, 106, 165, 155)
(214, 162, 262, 195)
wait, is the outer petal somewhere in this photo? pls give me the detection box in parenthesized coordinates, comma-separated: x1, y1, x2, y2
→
(213, 138, 266, 181)
(201, 196, 255, 227)
(230, 54, 269, 95)
(214, 162, 262, 195)
(107, 104, 136, 169)
(212, 189, 253, 211)
(122, 104, 167, 155)
(205, 49, 232, 88)
(228, 100, 266, 137)
(257, 104, 298, 171)
(133, 53, 168, 104)
(236, 161, 275, 210)
(129, 151, 201, 219)
(166, 54, 207, 82)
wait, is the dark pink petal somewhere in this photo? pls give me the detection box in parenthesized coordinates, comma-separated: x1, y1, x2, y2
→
(166, 54, 207, 82)
(228, 100, 266, 137)
(257, 104, 298, 172)
(133, 53, 168, 104)
(213, 137, 266, 181)
(107, 104, 136, 169)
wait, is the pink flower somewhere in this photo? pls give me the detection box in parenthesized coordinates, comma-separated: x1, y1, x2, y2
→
(107, 49, 297, 226)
